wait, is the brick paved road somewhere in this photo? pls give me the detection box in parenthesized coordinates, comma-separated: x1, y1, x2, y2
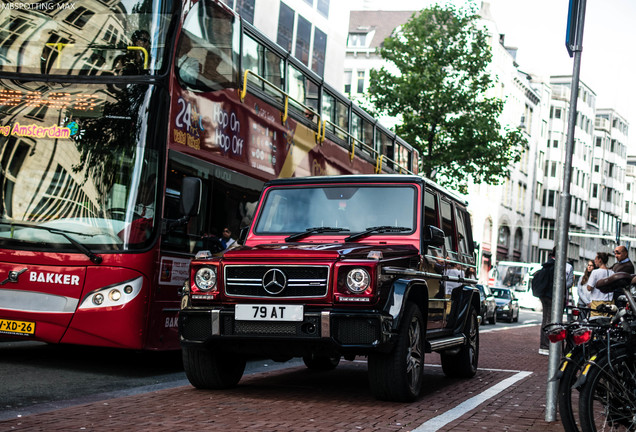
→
(0, 324, 565, 432)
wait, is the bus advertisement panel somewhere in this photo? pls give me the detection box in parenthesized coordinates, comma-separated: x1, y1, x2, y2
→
(0, 0, 419, 350)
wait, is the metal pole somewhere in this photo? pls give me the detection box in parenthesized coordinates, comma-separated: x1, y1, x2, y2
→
(545, 6, 585, 421)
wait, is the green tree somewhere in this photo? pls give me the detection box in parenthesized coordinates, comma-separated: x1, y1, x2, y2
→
(368, 3, 526, 193)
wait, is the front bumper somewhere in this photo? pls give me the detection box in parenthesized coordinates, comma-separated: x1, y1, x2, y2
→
(179, 307, 394, 353)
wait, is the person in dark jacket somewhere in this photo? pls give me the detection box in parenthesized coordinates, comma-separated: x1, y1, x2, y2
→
(611, 245, 634, 274)
(608, 245, 634, 307)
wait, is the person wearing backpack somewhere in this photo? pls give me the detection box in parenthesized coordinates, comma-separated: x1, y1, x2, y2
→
(534, 247, 573, 355)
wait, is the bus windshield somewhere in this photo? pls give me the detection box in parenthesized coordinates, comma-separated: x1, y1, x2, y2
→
(0, 0, 175, 76)
(0, 80, 160, 251)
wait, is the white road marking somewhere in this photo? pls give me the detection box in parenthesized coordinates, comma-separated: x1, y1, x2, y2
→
(411, 370, 533, 432)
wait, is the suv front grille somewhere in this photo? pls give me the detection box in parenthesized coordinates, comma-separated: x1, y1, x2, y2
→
(224, 265, 329, 298)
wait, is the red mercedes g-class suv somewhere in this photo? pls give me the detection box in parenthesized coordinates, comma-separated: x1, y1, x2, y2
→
(179, 174, 480, 402)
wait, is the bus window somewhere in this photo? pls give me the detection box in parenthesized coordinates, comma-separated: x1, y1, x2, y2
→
(176, 0, 238, 91)
(334, 97, 349, 141)
(351, 112, 362, 142)
(322, 91, 335, 133)
(362, 118, 374, 153)
(376, 130, 394, 168)
(287, 64, 309, 114)
(242, 34, 261, 84)
(264, 48, 284, 94)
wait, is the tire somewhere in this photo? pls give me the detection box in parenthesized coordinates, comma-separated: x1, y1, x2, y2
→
(368, 302, 424, 402)
(513, 309, 519, 323)
(302, 353, 340, 371)
(556, 345, 586, 432)
(578, 346, 636, 432)
(441, 307, 479, 378)
(182, 345, 246, 389)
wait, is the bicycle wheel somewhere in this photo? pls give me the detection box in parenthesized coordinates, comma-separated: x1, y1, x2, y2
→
(578, 346, 636, 432)
(558, 345, 586, 432)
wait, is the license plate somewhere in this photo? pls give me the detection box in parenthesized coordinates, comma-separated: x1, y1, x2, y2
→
(0, 318, 36, 335)
(235, 304, 303, 322)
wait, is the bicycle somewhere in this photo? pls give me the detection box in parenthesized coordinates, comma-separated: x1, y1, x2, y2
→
(575, 275, 636, 432)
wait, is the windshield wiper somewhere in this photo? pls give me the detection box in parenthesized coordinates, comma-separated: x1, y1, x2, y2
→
(284, 227, 350, 243)
(0, 221, 103, 264)
(344, 226, 411, 242)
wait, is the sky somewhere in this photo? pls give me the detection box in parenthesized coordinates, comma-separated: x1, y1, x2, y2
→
(347, 0, 636, 151)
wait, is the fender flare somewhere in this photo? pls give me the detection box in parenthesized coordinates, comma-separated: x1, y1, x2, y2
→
(447, 285, 481, 334)
(382, 277, 428, 332)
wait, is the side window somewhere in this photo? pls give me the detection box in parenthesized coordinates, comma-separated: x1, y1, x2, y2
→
(176, 0, 238, 91)
(440, 199, 457, 255)
(455, 206, 471, 257)
(424, 189, 438, 227)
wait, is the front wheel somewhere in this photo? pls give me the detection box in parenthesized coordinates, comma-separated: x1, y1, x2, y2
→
(578, 346, 636, 432)
(182, 345, 246, 389)
(368, 302, 424, 402)
(441, 307, 479, 378)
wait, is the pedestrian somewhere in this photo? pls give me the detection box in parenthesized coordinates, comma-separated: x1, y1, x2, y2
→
(587, 252, 614, 318)
(611, 245, 634, 273)
(535, 247, 573, 355)
(576, 260, 595, 320)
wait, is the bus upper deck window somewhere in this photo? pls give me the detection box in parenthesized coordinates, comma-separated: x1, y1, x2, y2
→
(177, 0, 237, 91)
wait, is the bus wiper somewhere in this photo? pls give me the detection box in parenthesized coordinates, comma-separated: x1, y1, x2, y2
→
(344, 226, 411, 242)
(285, 227, 350, 243)
(0, 221, 103, 264)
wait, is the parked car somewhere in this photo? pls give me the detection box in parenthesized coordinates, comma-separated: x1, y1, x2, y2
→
(492, 287, 520, 323)
(477, 284, 496, 325)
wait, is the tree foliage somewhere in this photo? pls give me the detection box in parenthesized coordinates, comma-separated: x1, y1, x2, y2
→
(368, 4, 526, 192)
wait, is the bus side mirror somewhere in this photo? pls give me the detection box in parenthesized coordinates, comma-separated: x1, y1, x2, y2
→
(424, 225, 445, 248)
(179, 177, 201, 217)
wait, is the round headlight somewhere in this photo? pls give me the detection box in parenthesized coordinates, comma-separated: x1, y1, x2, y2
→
(195, 267, 217, 291)
(346, 268, 370, 294)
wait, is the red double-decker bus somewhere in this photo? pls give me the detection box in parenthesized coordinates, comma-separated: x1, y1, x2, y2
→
(0, 0, 419, 350)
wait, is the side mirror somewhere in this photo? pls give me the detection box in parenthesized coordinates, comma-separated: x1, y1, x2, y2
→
(424, 225, 445, 248)
(179, 177, 201, 217)
(238, 226, 249, 245)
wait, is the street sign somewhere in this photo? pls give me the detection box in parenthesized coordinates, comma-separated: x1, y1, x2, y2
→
(566, 0, 587, 57)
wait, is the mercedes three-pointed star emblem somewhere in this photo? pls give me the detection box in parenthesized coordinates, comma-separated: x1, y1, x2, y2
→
(262, 268, 287, 295)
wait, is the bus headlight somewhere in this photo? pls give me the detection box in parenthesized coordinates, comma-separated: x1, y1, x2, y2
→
(346, 268, 370, 294)
(79, 277, 143, 310)
(195, 267, 217, 291)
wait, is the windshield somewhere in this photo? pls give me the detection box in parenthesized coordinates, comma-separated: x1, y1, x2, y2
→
(492, 288, 511, 299)
(494, 264, 530, 290)
(254, 185, 416, 235)
(0, 0, 175, 76)
(0, 79, 160, 251)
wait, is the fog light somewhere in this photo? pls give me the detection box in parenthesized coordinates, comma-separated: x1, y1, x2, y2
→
(93, 293, 104, 305)
(109, 290, 122, 302)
